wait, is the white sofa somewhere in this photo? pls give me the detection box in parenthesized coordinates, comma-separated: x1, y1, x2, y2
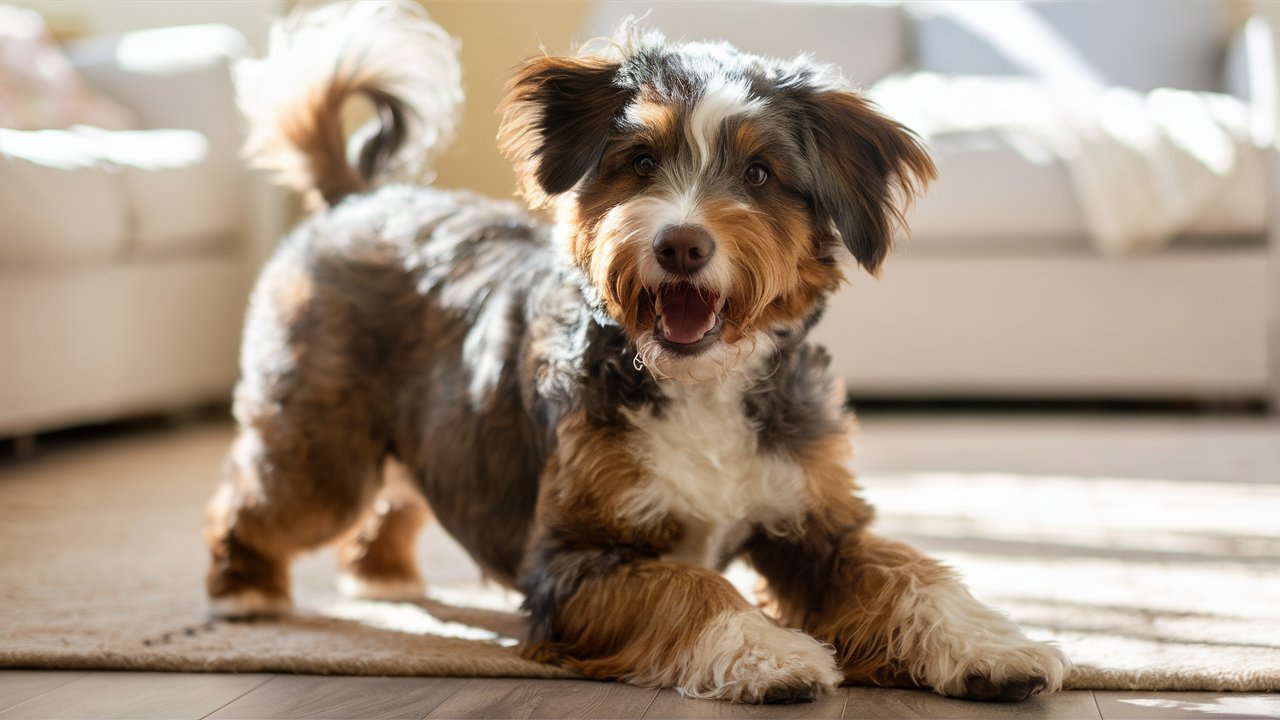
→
(0, 25, 278, 436)
(585, 1, 1280, 405)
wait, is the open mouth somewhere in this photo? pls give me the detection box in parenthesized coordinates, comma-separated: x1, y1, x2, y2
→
(653, 282, 724, 353)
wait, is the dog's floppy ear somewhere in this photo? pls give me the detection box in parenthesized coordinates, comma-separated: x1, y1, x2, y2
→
(499, 55, 632, 207)
(805, 90, 935, 275)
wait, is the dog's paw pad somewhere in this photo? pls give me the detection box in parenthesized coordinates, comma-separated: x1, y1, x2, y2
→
(761, 684, 819, 704)
(959, 674, 1048, 702)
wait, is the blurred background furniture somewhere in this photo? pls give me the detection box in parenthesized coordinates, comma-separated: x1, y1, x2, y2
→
(574, 1, 1280, 405)
(0, 20, 281, 436)
(4, 0, 1277, 439)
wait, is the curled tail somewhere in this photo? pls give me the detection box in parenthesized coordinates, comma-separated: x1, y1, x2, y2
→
(236, 1, 463, 208)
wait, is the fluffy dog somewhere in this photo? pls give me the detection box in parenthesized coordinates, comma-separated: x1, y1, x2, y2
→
(206, 2, 1069, 704)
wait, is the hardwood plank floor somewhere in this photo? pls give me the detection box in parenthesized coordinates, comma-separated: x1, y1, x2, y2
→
(207, 675, 468, 719)
(642, 688, 847, 718)
(842, 688, 1102, 719)
(0, 672, 269, 720)
(423, 678, 659, 719)
(0, 673, 1277, 719)
(0, 671, 84, 712)
(1092, 690, 1280, 719)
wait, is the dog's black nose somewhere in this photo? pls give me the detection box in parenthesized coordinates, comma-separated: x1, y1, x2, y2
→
(653, 225, 715, 275)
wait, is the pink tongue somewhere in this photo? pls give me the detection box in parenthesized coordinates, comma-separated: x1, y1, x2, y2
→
(660, 284, 717, 344)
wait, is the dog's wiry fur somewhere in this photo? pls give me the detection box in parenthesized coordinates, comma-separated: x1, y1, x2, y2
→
(206, 3, 1069, 704)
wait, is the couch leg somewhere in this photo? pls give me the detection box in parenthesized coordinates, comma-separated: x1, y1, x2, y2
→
(13, 434, 36, 459)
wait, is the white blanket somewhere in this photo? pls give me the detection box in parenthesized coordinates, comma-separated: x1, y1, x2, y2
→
(870, 73, 1256, 254)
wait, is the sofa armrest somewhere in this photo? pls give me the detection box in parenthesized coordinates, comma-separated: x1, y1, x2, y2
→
(1224, 16, 1276, 148)
(64, 25, 248, 158)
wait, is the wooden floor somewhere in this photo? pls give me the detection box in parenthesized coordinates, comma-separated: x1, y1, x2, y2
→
(2, 412, 1278, 718)
(2, 671, 1277, 719)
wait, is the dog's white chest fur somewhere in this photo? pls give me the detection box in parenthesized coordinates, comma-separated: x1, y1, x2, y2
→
(620, 365, 809, 568)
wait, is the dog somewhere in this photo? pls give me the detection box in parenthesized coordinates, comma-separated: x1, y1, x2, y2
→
(205, 2, 1069, 704)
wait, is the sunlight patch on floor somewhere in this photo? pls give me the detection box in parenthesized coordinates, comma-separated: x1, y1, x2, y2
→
(1118, 695, 1280, 716)
(323, 599, 519, 647)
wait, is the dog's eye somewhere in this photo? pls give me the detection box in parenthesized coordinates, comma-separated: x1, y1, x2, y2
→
(745, 163, 769, 186)
(633, 154, 657, 177)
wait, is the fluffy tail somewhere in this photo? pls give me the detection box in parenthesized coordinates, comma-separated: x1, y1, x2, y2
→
(236, 1, 463, 208)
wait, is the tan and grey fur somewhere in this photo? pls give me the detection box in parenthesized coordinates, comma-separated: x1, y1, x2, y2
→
(206, 3, 1069, 704)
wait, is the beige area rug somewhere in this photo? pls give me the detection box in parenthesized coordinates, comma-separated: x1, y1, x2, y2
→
(1, 421, 1277, 691)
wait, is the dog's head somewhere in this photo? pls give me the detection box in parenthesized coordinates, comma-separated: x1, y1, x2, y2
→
(500, 29, 934, 380)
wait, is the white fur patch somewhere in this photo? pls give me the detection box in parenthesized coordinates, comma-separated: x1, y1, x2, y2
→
(628, 610, 841, 702)
(686, 77, 765, 170)
(621, 347, 809, 564)
(888, 578, 1071, 696)
(669, 185, 702, 226)
(633, 329, 769, 384)
(208, 589, 293, 619)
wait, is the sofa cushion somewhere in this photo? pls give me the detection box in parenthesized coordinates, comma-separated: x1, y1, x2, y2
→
(904, 130, 1086, 253)
(0, 127, 236, 266)
(75, 127, 239, 257)
(873, 71, 1268, 254)
(0, 128, 130, 265)
(904, 126, 1269, 254)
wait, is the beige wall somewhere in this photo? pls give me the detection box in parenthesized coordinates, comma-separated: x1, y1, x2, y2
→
(419, 1, 592, 201)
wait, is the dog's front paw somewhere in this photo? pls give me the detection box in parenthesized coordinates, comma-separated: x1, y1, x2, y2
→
(894, 583, 1070, 701)
(674, 611, 841, 704)
(921, 619, 1069, 701)
(944, 639, 1069, 702)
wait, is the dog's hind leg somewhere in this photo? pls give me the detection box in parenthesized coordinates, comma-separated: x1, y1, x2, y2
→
(204, 393, 387, 618)
(335, 458, 430, 601)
